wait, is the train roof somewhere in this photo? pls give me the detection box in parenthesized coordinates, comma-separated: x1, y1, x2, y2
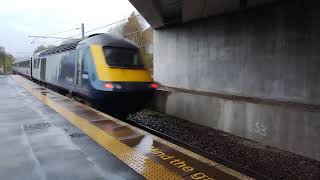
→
(33, 50, 46, 57)
(39, 39, 82, 56)
(39, 33, 137, 56)
(79, 33, 138, 49)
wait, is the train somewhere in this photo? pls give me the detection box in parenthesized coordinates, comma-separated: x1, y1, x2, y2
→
(13, 33, 158, 114)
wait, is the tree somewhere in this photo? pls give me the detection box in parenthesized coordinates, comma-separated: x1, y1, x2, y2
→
(0, 47, 5, 71)
(0, 46, 14, 74)
(140, 27, 153, 46)
(107, 12, 152, 46)
(121, 12, 144, 45)
(107, 12, 154, 73)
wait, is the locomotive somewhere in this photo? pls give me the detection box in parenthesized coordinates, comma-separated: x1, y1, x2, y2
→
(13, 33, 158, 114)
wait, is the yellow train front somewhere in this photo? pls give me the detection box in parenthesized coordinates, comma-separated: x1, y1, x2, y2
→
(31, 33, 157, 114)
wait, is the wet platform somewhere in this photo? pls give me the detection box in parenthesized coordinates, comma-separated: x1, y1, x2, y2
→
(0, 75, 253, 180)
(0, 75, 142, 180)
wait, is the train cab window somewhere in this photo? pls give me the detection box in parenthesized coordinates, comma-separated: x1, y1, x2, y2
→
(103, 47, 144, 68)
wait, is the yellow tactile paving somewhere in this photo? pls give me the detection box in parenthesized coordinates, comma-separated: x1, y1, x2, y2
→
(13, 76, 182, 180)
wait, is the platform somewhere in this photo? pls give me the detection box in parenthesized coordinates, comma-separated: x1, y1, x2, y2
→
(0, 75, 252, 180)
(0, 75, 142, 180)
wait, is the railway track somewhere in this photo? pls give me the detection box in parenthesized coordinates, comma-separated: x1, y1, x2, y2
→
(125, 110, 320, 180)
(126, 119, 266, 180)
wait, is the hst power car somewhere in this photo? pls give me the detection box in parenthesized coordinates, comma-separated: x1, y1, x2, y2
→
(13, 33, 158, 114)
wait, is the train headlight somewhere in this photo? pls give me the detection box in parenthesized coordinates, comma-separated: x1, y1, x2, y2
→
(104, 83, 122, 89)
(104, 83, 114, 89)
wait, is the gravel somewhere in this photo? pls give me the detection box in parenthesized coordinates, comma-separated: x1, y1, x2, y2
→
(127, 109, 320, 180)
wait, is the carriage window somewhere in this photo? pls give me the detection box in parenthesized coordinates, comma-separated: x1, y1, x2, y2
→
(34, 59, 37, 68)
(103, 47, 144, 68)
(33, 58, 40, 68)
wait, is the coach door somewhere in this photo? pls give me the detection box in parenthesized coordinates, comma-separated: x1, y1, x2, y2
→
(81, 48, 90, 92)
(40, 58, 46, 81)
(30, 57, 32, 77)
(75, 47, 83, 86)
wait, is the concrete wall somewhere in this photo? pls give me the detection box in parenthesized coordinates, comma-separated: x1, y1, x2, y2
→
(152, 0, 320, 160)
(154, 0, 320, 105)
(152, 90, 320, 160)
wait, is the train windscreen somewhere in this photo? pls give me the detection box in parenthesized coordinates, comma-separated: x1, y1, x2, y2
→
(103, 47, 144, 68)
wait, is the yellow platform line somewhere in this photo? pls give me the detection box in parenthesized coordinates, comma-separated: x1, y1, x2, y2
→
(14, 76, 182, 180)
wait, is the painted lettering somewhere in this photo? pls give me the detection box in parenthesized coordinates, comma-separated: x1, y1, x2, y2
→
(190, 173, 215, 180)
(182, 166, 194, 172)
(170, 159, 180, 164)
(174, 160, 186, 168)
(191, 173, 207, 179)
(160, 154, 174, 160)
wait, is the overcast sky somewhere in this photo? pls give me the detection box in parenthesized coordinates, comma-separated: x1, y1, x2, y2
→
(0, 0, 138, 58)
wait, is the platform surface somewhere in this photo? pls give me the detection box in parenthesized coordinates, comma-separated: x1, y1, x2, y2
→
(0, 75, 252, 180)
(0, 75, 143, 180)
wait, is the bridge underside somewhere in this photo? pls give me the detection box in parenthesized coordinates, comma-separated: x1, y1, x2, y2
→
(129, 0, 278, 28)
